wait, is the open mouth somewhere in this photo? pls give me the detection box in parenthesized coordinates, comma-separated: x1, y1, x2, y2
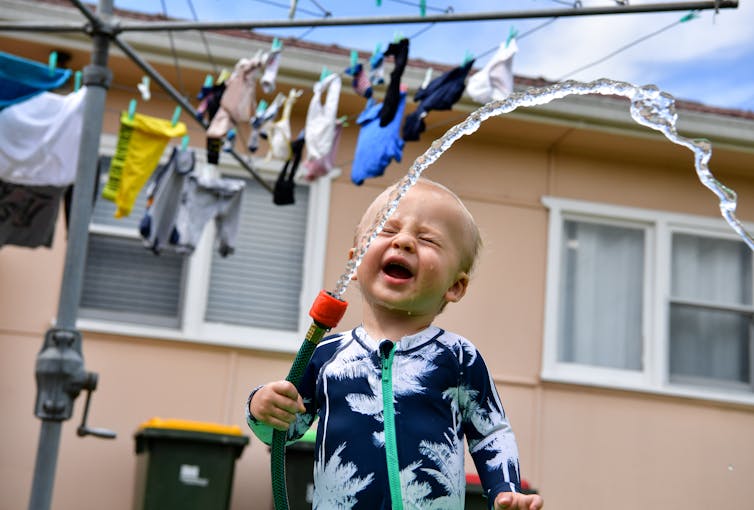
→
(382, 262, 413, 280)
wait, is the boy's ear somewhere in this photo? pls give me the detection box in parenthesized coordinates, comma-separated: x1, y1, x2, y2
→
(444, 272, 469, 304)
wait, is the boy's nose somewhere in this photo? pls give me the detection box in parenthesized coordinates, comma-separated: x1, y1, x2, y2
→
(391, 233, 416, 252)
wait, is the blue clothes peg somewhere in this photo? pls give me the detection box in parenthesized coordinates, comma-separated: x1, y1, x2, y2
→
(48, 51, 57, 77)
(506, 26, 519, 48)
(181, 135, 190, 150)
(171, 106, 182, 126)
(419, 0, 426, 17)
(350, 50, 359, 68)
(127, 99, 137, 121)
(271, 37, 283, 51)
(462, 50, 474, 66)
(74, 70, 82, 92)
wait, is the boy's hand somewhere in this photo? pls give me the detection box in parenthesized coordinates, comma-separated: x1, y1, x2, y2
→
(494, 491, 544, 510)
(249, 380, 306, 431)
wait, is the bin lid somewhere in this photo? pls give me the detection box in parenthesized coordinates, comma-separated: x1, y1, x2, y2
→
(138, 417, 244, 436)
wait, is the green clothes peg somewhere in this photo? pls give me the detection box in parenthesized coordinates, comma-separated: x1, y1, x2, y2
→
(48, 51, 57, 77)
(171, 106, 182, 127)
(128, 99, 137, 121)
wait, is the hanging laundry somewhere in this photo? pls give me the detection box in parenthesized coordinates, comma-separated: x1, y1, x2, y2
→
(350, 91, 406, 186)
(369, 47, 385, 87)
(248, 92, 286, 152)
(265, 88, 303, 162)
(172, 173, 245, 257)
(402, 59, 475, 142)
(206, 54, 266, 163)
(304, 73, 341, 177)
(100, 111, 186, 218)
(303, 118, 343, 182)
(344, 62, 372, 99)
(274, 131, 305, 206)
(379, 38, 409, 127)
(466, 39, 517, 104)
(0, 179, 65, 249)
(261, 48, 282, 94)
(139, 146, 195, 254)
(0, 88, 86, 187)
(196, 81, 226, 124)
(0, 51, 71, 109)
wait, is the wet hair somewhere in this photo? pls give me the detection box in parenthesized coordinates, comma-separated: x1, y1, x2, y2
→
(354, 178, 483, 275)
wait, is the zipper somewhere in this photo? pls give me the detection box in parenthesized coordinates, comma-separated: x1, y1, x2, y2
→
(380, 341, 403, 510)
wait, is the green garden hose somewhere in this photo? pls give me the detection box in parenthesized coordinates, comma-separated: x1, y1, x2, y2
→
(271, 291, 347, 510)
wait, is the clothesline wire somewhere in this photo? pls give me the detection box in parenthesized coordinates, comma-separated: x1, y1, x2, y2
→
(474, 17, 558, 61)
(555, 11, 696, 80)
(251, 0, 325, 18)
(307, 0, 332, 17)
(161, 0, 187, 97)
(386, 0, 454, 14)
(186, 0, 219, 74)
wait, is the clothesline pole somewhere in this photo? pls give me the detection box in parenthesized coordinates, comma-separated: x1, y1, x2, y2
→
(28, 2, 114, 510)
(110, 35, 274, 193)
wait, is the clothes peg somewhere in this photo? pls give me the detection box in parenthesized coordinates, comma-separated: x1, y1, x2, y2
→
(127, 99, 137, 121)
(337, 115, 349, 128)
(680, 10, 700, 22)
(462, 50, 474, 66)
(376, 0, 382, 5)
(74, 70, 82, 92)
(256, 99, 268, 116)
(137, 76, 151, 101)
(419, 0, 426, 17)
(393, 31, 404, 43)
(171, 106, 182, 127)
(203, 74, 214, 88)
(271, 37, 283, 52)
(217, 69, 231, 84)
(48, 51, 57, 77)
(181, 135, 190, 150)
(350, 50, 359, 68)
(320, 66, 331, 81)
(506, 26, 519, 48)
(421, 67, 433, 90)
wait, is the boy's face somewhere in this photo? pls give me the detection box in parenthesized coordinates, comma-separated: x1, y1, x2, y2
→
(351, 182, 472, 318)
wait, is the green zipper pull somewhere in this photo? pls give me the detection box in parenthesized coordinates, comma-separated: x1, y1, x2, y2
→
(380, 340, 403, 510)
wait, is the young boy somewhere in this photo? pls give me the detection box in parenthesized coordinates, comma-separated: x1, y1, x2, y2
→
(247, 179, 543, 510)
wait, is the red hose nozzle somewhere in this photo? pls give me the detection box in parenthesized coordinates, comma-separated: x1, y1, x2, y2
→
(309, 290, 348, 329)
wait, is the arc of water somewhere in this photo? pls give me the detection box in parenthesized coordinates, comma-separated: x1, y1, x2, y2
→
(332, 78, 754, 300)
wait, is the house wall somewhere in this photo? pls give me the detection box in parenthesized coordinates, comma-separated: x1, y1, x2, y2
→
(2, 2, 754, 509)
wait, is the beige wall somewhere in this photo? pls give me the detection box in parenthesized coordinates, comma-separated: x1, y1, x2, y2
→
(2, 3, 754, 509)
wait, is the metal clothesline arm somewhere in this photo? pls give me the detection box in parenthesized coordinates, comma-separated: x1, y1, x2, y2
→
(111, 1, 739, 32)
(0, 1, 738, 33)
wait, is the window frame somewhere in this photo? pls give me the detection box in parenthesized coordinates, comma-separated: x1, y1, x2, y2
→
(542, 196, 754, 406)
(76, 134, 335, 353)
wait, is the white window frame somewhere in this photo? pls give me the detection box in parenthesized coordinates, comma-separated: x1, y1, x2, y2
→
(542, 196, 754, 406)
(76, 134, 336, 353)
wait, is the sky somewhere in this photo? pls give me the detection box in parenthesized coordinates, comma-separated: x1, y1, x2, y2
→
(111, 0, 754, 112)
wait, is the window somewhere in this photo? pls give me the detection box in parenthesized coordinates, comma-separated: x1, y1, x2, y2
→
(77, 141, 333, 352)
(543, 197, 754, 404)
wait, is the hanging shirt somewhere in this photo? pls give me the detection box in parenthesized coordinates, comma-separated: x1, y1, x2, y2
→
(304, 73, 341, 167)
(172, 174, 245, 257)
(139, 146, 195, 254)
(247, 326, 523, 509)
(350, 92, 406, 186)
(0, 51, 71, 109)
(0, 179, 65, 249)
(265, 89, 302, 161)
(402, 60, 475, 142)
(466, 39, 517, 104)
(0, 88, 86, 187)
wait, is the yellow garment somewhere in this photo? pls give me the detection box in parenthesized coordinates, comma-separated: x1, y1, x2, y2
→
(114, 112, 186, 218)
(101, 113, 135, 201)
